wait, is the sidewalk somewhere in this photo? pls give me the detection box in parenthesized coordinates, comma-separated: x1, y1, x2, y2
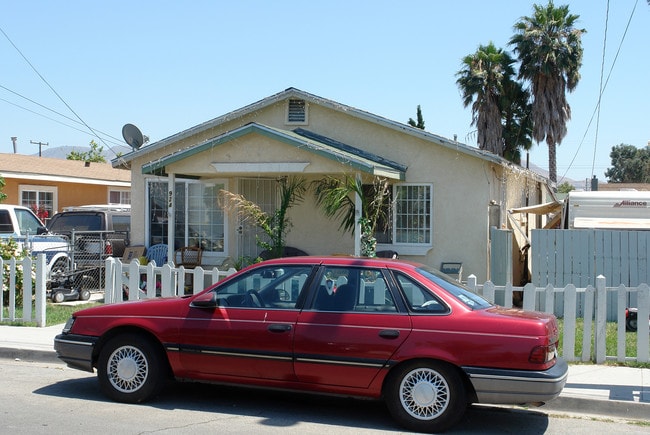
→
(0, 322, 648, 421)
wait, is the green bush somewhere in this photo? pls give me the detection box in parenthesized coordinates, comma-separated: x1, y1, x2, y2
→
(1, 238, 31, 307)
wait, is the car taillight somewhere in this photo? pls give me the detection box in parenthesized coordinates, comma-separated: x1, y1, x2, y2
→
(105, 240, 113, 255)
(529, 343, 557, 364)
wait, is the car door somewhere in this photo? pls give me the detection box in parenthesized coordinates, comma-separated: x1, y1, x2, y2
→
(293, 266, 411, 388)
(178, 264, 314, 382)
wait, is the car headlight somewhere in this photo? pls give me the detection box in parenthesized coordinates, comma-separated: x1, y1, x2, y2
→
(62, 317, 75, 334)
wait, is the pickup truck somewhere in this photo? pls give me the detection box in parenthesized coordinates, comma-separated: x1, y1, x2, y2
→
(0, 204, 70, 278)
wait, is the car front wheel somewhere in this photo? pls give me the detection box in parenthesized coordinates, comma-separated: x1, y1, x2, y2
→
(385, 361, 467, 433)
(97, 334, 165, 403)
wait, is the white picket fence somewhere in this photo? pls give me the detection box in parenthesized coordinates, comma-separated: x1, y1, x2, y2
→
(0, 254, 47, 326)
(103, 257, 237, 303)
(466, 274, 650, 364)
(2, 257, 649, 364)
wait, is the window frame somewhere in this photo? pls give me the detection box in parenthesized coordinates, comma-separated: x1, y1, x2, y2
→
(145, 177, 228, 260)
(19, 184, 57, 220)
(376, 182, 433, 256)
(109, 188, 131, 205)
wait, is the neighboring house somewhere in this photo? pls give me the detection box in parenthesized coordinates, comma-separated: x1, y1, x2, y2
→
(114, 88, 551, 283)
(0, 154, 131, 222)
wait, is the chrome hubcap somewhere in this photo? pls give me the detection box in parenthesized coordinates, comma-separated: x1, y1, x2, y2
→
(400, 367, 449, 420)
(107, 345, 148, 393)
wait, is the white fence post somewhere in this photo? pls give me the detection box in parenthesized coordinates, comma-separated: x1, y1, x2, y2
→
(34, 254, 46, 327)
(616, 285, 627, 363)
(638, 284, 650, 363)
(594, 275, 607, 364)
(562, 284, 577, 361)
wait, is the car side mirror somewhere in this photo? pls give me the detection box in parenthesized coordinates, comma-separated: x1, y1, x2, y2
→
(190, 291, 218, 308)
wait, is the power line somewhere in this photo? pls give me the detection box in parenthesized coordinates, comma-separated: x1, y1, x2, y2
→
(0, 85, 125, 146)
(560, 0, 639, 182)
(0, 26, 124, 156)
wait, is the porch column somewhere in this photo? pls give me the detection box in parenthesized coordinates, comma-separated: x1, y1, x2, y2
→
(167, 172, 175, 264)
(354, 173, 362, 256)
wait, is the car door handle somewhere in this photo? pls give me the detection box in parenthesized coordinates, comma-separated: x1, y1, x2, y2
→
(267, 324, 292, 333)
(379, 329, 400, 339)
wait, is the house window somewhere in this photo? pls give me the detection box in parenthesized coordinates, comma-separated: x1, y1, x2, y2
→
(286, 99, 308, 124)
(373, 183, 433, 254)
(19, 185, 57, 221)
(109, 189, 131, 204)
(147, 179, 226, 254)
(394, 184, 432, 244)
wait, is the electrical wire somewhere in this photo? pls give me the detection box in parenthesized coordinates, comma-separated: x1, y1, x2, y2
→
(0, 26, 125, 156)
(560, 0, 639, 183)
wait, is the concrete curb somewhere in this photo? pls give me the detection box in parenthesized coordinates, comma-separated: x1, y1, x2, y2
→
(0, 347, 60, 364)
(539, 396, 650, 421)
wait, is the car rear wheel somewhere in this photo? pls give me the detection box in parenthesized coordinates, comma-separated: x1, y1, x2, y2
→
(97, 334, 164, 403)
(385, 361, 467, 433)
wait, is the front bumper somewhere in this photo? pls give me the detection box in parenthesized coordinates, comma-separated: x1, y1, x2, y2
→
(53, 333, 98, 372)
(463, 357, 569, 404)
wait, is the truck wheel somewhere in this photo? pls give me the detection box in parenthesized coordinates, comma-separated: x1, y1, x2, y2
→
(384, 361, 467, 433)
(97, 334, 165, 403)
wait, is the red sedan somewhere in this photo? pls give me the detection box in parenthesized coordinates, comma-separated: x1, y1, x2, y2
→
(54, 256, 567, 432)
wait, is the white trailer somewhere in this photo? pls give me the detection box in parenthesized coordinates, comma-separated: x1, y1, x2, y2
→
(562, 190, 650, 230)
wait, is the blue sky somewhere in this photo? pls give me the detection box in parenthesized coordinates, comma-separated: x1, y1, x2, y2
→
(1, 1, 648, 185)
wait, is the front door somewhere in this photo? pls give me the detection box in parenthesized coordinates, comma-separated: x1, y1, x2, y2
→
(237, 178, 278, 261)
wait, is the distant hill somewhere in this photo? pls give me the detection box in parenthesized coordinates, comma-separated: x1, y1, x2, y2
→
(35, 145, 132, 161)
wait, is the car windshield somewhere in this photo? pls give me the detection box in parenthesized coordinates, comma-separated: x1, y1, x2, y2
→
(416, 266, 492, 310)
(49, 214, 103, 232)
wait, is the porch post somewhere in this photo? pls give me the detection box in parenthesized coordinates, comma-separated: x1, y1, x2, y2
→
(167, 172, 175, 264)
(354, 173, 361, 256)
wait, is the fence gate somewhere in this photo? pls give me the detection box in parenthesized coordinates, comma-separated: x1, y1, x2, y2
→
(489, 227, 512, 286)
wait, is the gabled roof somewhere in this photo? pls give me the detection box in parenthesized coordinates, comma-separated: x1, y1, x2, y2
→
(1, 153, 131, 186)
(142, 123, 407, 180)
(114, 87, 514, 171)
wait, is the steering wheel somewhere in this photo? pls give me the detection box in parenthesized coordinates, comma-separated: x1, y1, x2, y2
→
(246, 290, 264, 307)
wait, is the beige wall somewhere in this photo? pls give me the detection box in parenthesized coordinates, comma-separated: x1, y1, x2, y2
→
(127, 98, 544, 282)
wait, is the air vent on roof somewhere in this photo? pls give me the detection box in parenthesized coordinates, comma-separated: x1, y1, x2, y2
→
(287, 99, 307, 124)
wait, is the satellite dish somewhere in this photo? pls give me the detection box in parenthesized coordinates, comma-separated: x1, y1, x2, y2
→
(122, 123, 145, 150)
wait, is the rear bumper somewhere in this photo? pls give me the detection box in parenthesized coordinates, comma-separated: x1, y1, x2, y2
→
(54, 333, 97, 372)
(463, 358, 568, 404)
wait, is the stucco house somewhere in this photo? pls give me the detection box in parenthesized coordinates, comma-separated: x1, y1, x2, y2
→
(114, 88, 551, 283)
(0, 153, 131, 221)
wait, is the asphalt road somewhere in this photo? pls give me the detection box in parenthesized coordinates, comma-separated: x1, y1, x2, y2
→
(2, 358, 649, 434)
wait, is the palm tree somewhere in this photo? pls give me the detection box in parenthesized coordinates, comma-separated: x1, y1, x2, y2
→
(456, 42, 515, 156)
(312, 175, 390, 257)
(509, 2, 585, 184)
(500, 77, 533, 164)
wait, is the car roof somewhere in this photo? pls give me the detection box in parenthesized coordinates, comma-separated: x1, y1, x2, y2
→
(253, 255, 424, 270)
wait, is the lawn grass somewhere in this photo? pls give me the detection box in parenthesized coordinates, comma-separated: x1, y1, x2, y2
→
(2, 301, 102, 327)
(557, 317, 650, 368)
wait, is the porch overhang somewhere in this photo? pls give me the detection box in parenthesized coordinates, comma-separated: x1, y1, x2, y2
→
(141, 122, 406, 180)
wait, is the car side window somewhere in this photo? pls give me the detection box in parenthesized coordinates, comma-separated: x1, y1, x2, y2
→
(394, 272, 449, 313)
(215, 265, 312, 309)
(0, 211, 13, 233)
(312, 266, 396, 312)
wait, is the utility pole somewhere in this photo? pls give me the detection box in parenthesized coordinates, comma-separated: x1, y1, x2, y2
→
(30, 140, 48, 157)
